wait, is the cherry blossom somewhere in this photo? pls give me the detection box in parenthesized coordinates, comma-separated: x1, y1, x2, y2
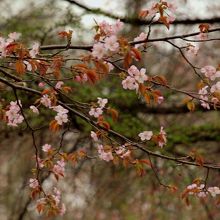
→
(29, 178, 39, 189)
(53, 160, 65, 177)
(208, 186, 220, 197)
(30, 105, 39, 114)
(210, 81, 220, 93)
(89, 107, 103, 118)
(158, 126, 167, 148)
(201, 65, 220, 81)
(8, 32, 21, 41)
(97, 145, 114, 162)
(23, 60, 32, 71)
(138, 131, 153, 141)
(122, 76, 138, 90)
(40, 95, 52, 107)
(29, 42, 40, 58)
(104, 35, 119, 52)
(91, 131, 99, 142)
(92, 42, 106, 60)
(97, 97, 108, 108)
(55, 81, 64, 89)
(42, 144, 52, 152)
(6, 100, 24, 126)
(52, 105, 69, 125)
(127, 65, 148, 83)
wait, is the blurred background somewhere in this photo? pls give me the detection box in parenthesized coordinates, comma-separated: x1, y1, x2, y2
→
(0, 0, 220, 219)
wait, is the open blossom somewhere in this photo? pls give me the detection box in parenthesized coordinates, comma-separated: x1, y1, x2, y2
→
(201, 65, 220, 81)
(97, 97, 108, 108)
(208, 186, 220, 197)
(40, 95, 51, 107)
(55, 81, 64, 89)
(6, 100, 24, 126)
(52, 105, 69, 125)
(104, 35, 119, 52)
(29, 178, 39, 189)
(97, 145, 114, 162)
(134, 32, 147, 48)
(128, 65, 148, 83)
(158, 126, 167, 148)
(42, 144, 52, 152)
(139, 131, 153, 141)
(30, 105, 39, 114)
(89, 107, 103, 118)
(8, 32, 21, 41)
(92, 42, 106, 60)
(23, 60, 32, 71)
(122, 76, 138, 90)
(99, 19, 123, 36)
(91, 131, 99, 142)
(210, 81, 220, 93)
(53, 160, 65, 177)
(29, 42, 40, 58)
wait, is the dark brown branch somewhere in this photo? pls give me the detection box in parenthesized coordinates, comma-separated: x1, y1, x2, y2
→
(64, 0, 220, 26)
(39, 28, 220, 51)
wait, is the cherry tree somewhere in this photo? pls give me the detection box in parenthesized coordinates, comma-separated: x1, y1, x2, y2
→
(1, 0, 220, 217)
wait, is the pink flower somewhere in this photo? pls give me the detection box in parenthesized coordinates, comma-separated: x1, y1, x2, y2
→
(92, 42, 106, 60)
(104, 36, 119, 52)
(29, 42, 40, 58)
(55, 113, 68, 125)
(210, 82, 220, 93)
(122, 76, 138, 90)
(40, 95, 51, 107)
(42, 144, 52, 152)
(112, 19, 124, 34)
(6, 100, 24, 127)
(208, 186, 220, 197)
(55, 81, 64, 89)
(23, 60, 32, 71)
(158, 126, 167, 148)
(97, 145, 113, 162)
(29, 178, 39, 189)
(30, 105, 39, 114)
(89, 107, 103, 118)
(201, 65, 220, 81)
(53, 160, 65, 177)
(8, 32, 21, 41)
(38, 82, 45, 88)
(138, 131, 153, 141)
(127, 66, 148, 83)
(91, 131, 98, 142)
(157, 96, 164, 104)
(134, 32, 147, 48)
(97, 97, 108, 108)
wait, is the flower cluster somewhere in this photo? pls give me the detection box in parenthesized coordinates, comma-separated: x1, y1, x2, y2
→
(6, 100, 24, 126)
(89, 97, 108, 118)
(52, 105, 69, 125)
(40, 95, 69, 125)
(138, 127, 167, 148)
(122, 65, 148, 90)
(186, 183, 220, 198)
(91, 20, 123, 60)
(115, 145, 131, 159)
(35, 187, 66, 216)
(29, 178, 39, 189)
(198, 65, 220, 109)
(52, 159, 66, 177)
(97, 144, 114, 162)
(0, 32, 21, 57)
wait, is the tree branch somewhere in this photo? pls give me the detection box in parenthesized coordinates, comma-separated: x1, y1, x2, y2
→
(64, 0, 220, 26)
